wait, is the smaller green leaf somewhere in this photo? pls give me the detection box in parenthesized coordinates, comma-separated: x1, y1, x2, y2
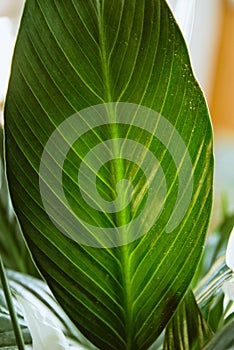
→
(0, 309, 31, 349)
(0, 258, 25, 350)
(207, 293, 224, 333)
(163, 290, 212, 350)
(0, 284, 31, 349)
(195, 254, 234, 334)
(203, 318, 234, 350)
(193, 213, 234, 285)
(224, 311, 234, 325)
(195, 256, 231, 317)
(0, 127, 38, 277)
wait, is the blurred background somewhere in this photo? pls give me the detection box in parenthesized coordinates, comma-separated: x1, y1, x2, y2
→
(0, 0, 234, 226)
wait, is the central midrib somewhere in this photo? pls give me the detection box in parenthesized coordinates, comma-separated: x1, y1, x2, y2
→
(97, 2, 133, 348)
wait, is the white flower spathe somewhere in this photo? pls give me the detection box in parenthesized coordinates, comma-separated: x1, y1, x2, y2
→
(223, 278, 234, 301)
(167, 0, 196, 46)
(223, 227, 234, 317)
(17, 295, 69, 350)
(226, 227, 234, 272)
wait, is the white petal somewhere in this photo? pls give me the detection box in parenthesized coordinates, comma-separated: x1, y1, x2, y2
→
(223, 293, 234, 319)
(167, 0, 196, 46)
(223, 278, 234, 301)
(226, 227, 234, 271)
(17, 295, 69, 350)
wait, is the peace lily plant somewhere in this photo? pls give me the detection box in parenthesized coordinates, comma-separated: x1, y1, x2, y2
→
(0, 0, 234, 349)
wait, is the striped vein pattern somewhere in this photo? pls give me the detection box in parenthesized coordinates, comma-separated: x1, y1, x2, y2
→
(5, 0, 213, 349)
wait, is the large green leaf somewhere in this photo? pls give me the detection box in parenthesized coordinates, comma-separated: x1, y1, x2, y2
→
(4, 0, 213, 349)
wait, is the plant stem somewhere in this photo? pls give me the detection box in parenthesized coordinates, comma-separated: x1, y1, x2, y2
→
(0, 256, 25, 350)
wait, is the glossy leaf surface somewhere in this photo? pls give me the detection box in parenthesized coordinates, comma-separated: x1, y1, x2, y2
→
(5, 0, 213, 348)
